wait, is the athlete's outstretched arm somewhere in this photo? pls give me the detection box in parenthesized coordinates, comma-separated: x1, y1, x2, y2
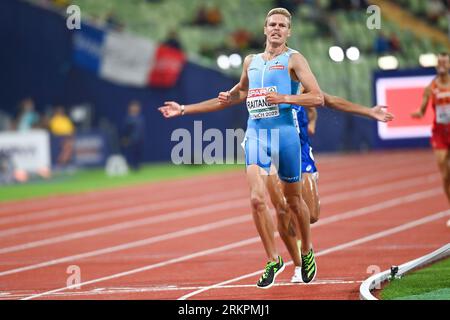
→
(411, 84, 432, 118)
(323, 92, 394, 122)
(266, 53, 324, 108)
(159, 97, 232, 118)
(158, 55, 252, 118)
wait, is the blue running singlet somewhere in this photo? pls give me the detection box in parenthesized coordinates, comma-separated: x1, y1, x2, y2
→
(243, 48, 302, 183)
(292, 105, 318, 174)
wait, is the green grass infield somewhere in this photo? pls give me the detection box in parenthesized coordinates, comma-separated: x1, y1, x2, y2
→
(0, 163, 244, 203)
(381, 257, 450, 300)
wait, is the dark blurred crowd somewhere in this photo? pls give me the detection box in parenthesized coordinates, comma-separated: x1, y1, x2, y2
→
(0, 98, 146, 172)
(394, 0, 449, 27)
(373, 32, 402, 55)
(0, 98, 73, 135)
(0, 98, 76, 168)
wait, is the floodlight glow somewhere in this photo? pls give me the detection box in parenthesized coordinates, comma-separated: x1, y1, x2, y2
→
(419, 53, 438, 68)
(346, 46, 360, 61)
(378, 56, 398, 70)
(329, 46, 344, 62)
(229, 53, 242, 68)
(217, 55, 230, 70)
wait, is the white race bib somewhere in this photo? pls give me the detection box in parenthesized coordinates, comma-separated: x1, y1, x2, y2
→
(246, 86, 280, 120)
(436, 104, 450, 124)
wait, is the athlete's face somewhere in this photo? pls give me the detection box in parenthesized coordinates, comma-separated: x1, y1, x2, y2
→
(436, 55, 450, 76)
(264, 14, 291, 45)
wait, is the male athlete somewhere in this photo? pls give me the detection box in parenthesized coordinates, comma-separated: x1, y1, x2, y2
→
(271, 98, 393, 282)
(161, 8, 323, 289)
(411, 52, 450, 227)
(160, 6, 395, 288)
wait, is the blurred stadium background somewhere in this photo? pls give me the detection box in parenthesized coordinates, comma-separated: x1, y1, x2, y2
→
(0, 0, 449, 190)
(0, 0, 449, 302)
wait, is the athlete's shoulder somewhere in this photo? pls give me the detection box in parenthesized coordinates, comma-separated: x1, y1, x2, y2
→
(428, 77, 439, 92)
(287, 47, 300, 55)
(243, 54, 256, 70)
(287, 49, 308, 65)
(245, 53, 263, 61)
(244, 54, 261, 66)
(287, 48, 304, 57)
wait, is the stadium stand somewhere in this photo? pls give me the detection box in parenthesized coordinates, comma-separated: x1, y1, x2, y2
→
(61, 0, 448, 107)
(394, 0, 449, 33)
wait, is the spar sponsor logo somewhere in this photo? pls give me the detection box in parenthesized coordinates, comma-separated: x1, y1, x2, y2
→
(247, 88, 268, 98)
(247, 86, 277, 98)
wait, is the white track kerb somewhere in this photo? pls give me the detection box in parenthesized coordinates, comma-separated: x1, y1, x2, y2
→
(360, 243, 450, 300)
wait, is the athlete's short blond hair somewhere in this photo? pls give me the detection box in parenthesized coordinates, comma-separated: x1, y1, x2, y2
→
(265, 8, 292, 27)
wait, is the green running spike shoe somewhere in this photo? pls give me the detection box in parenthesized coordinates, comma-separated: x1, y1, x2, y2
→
(301, 248, 317, 283)
(256, 256, 285, 289)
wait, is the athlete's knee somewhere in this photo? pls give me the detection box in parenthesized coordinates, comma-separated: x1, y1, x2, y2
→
(276, 212, 295, 237)
(310, 205, 320, 224)
(310, 213, 320, 224)
(436, 155, 449, 173)
(285, 195, 302, 215)
(250, 194, 266, 214)
(273, 198, 290, 231)
(441, 169, 450, 185)
(444, 176, 450, 186)
(273, 199, 289, 217)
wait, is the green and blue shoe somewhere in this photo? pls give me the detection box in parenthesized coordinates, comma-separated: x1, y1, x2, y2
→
(256, 256, 285, 289)
(301, 248, 317, 283)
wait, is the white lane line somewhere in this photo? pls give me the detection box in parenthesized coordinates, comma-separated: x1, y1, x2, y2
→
(0, 214, 252, 278)
(0, 189, 245, 236)
(319, 164, 436, 194)
(321, 174, 439, 202)
(319, 155, 429, 181)
(0, 187, 442, 277)
(0, 188, 238, 226)
(178, 210, 450, 300)
(314, 188, 442, 226)
(21, 210, 450, 300)
(0, 199, 248, 255)
(0, 154, 424, 222)
(0, 172, 246, 226)
(0, 172, 440, 254)
(2, 280, 364, 299)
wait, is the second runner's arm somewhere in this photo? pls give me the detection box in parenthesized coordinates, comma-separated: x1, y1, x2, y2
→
(411, 84, 432, 118)
(323, 92, 394, 122)
(307, 107, 318, 135)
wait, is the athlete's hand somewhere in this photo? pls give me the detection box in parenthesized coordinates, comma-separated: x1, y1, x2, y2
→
(266, 92, 286, 105)
(218, 91, 231, 105)
(158, 101, 182, 118)
(371, 105, 394, 122)
(308, 122, 316, 135)
(411, 110, 424, 119)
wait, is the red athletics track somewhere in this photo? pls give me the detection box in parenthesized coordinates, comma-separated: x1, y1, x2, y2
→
(0, 149, 448, 300)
